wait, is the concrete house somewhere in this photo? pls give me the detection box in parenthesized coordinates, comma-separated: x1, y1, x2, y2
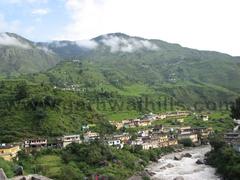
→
(138, 119, 152, 127)
(113, 133, 130, 143)
(0, 144, 21, 161)
(142, 137, 159, 150)
(178, 133, 198, 143)
(131, 138, 144, 146)
(24, 139, 47, 148)
(61, 135, 81, 148)
(84, 131, 100, 142)
(107, 138, 123, 149)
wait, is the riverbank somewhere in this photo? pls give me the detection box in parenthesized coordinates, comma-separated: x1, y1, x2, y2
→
(141, 145, 220, 180)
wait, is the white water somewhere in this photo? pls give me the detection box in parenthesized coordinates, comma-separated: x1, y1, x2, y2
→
(146, 146, 220, 180)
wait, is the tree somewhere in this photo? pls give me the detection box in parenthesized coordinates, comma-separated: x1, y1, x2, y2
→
(33, 108, 47, 128)
(231, 97, 240, 119)
(209, 136, 225, 151)
(0, 157, 14, 178)
(179, 138, 193, 147)
(60, 162, 84, 180)
(15, 82, 29, 101)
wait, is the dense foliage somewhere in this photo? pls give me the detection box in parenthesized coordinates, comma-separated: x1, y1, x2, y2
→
(0, 80, 115, 142)
(16, 142, 174, 180)
(206, 137, 240, 180)
(178, 138, 193, 147)
(231, 97, 240, 119)
(0, 157, 14, 178)
(0, 33, 60, 77)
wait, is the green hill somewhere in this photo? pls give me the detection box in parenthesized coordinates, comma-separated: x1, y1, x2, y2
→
(35, 33, 240, 100)
(0, 33, 61, 77)
(0, 80, 114, 143)
(0, 32, 240, 142)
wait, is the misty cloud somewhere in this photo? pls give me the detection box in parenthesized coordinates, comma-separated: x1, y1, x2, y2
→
(51, 40, 98, 49)
(37, 46, 53, 53)
(100, 35, 159, 53)
(0, 33, 30, 49)
(76, 40, 98, 49)
(51, 41, 71, 48)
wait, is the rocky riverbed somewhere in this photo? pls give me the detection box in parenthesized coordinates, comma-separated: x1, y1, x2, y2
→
(146, 145, 220, 180)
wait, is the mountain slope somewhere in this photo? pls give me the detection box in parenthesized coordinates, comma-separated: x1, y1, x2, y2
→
(36, 33, 240, 100)
(1, 32, 240, 106)
(0, 33, 61, 77)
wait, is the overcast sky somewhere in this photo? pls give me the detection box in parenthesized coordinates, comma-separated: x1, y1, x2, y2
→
(0, 0, 239, 56)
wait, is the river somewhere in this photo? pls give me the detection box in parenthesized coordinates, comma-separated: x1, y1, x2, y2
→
(146, 145, 220, 180)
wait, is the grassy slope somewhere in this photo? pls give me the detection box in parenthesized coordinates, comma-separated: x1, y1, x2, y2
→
(0, 80, 112, 142)
(25, 60, 238, 108)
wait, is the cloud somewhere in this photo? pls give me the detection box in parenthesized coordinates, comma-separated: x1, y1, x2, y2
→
(32, 8, 49, 15)
(51, 41, 70, 48)
(100, 35, 159, 53)
(0, 33, 30, 49)
(57, 0, 105, 40)
(49, 40, 97, 49)
(59, 0, 240, 56)
(76, 40, 98, 49)
(37, 46, 53, 53)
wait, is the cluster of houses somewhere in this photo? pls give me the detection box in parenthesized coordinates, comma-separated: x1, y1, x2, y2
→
(0, 125, 213, 161)
(131, 125, 213, 150)
(111, 111, 191, 129)
(0, 132, 100, 161)
(224, 119, 240, 152)
(0, 111, 213, 162)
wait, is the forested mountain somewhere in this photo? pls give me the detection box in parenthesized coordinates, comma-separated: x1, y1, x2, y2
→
(0, 33, 61, 77)
(2, 32, 240, 98)
(33, 33, 240, 104)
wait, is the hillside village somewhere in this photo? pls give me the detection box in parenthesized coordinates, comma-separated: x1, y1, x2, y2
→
(1, 109, 240, 180)
(0, 111, 214, 162)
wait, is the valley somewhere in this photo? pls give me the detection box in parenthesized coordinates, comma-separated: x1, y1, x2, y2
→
(0, 32, 239, 180)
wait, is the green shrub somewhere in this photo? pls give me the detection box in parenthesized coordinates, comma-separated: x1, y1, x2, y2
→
(179, 138, 193, 147)
(0, 157, 14, 178)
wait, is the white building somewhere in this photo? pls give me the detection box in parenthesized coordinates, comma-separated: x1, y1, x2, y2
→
(61, 135, 81, 148)
(107, 139, 123, 149)
(131, 138, 144, 146)
(24, 139, 47, 148)
(84, 131, 100, 142)
(202, 115, 209, 121)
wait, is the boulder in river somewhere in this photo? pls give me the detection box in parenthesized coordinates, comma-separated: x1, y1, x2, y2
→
(160, 163, 174, 170)
(166, 163, 174, 168)
(183, 153, 192, 158)
(146, 170, 156, 176)
(174, 154, 183, 160)
(174, 176, 184, 180)
(196, 158, 205, 164)
(137, 170, 151, 178)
